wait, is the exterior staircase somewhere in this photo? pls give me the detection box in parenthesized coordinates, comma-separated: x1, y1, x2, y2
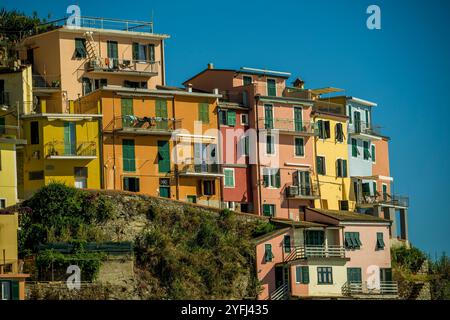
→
(269, 284, 289, 300)
(83, 31, 101, 68)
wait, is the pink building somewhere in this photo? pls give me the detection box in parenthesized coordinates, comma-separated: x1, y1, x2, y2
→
(184, 65, 319, 218)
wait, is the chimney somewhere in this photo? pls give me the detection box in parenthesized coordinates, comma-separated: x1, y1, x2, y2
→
(187, 83, 193, 93)
(207, 63, 214, 70)
(213, 88, 219, 95)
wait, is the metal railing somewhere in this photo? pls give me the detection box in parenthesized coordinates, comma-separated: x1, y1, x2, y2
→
(357, 192, 409, 207)
(283, 245, 346, 262)
(314, 100, 346, 115)
(269, 283, 289, 300)
(86, 58, 159, 74)
(0, 91, 10, 105)
(342, 281, 398, 296)
(285, 183, 320, 199)
(32, 74, 61, 89)
(0, 124, 20, 138)
(46, 140, 97, 158)
(39, 16, 154, 33)
(348, 120, 382, 136)
(258, 118, 317, 135)
(113, 115, 180, 133)
(179, 163, 222, 175)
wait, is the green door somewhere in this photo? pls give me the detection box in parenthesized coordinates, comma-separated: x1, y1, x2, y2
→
(155, 100, 168, 130)
(159, 186, 170, 198)
(121, 98, 134, 129)
(157, 140, 170, 173)
(264, 105, 273, 129)
(122, 139, 136, 172)
(64, 122, 76, 155)
(305, 230, 324, 246)
(294, 107, 303, 132)
(347, 268, 362, 283)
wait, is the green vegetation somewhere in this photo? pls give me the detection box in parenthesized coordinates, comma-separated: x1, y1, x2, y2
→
(429, 253, 450, 300)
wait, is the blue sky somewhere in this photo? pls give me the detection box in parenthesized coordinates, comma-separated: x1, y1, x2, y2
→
(3, 0, 450, 256)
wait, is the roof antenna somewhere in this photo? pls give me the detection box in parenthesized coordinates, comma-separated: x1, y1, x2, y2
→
(151, 10, 154, 33)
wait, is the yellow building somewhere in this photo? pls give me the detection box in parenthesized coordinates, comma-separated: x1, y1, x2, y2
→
(312, 110, 354, 211)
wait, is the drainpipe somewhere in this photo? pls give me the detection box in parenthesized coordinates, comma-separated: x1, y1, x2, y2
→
(161, 39, 166, 86)
(214, 90, 224, 209)
(312, 111, 322, 209)
(255, 95, 263, 216)
(172, 94, 180, 201)
(112, 92, 117, 190)
(98, 112, 104, 189)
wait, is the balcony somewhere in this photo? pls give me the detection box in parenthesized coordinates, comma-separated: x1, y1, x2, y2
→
(285, 183, 320, 200)
(357, 192, 409, 208)
(348, 121, 382, 139)
(32, 74, 61, 93)
(283, 245, 346, 262)
(178, 163, 223, 178)
(86, 58, 159, 77)
(258, 118, 317, 136)
(0, 91, 10, 106)
(46, 140, 97, 159)
(112, 115, 180, 135)
(342, 281, 398, 298)
(313, 100, 346, 115)
(0, 124, 26, 144)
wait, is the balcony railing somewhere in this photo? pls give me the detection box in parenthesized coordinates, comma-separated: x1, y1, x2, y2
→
(0, 124, 20, 138)
(285, 183, 320, 199)
(32, 74, 61, 90)
(86, 58, 159, 75)
(0, 91, 10, 106)
(46, 140, 97, 158)
(283, 245, 346, 262)
(178, 163, 222, 176)
(314, 100, 346, 115)
(357, 192, 409, 208)
(258, 118, 317, 135)
(342, 281, 398, 297)
(349, 121, 381, 136)
(112, 115, 180, 134)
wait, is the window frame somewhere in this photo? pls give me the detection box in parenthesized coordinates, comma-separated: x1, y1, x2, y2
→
(240, 113, 249, 126)
(223, 168, 235, 188)
(266, 134, 275, 155)
(371, 144, 376, 163)
(266, 78, 277, 97)
(317, 267, 333, 285)
(316, 155, 326, 176)
(294, 136, 305, 157)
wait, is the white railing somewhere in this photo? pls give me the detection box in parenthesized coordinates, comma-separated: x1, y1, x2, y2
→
(283, 245, 346, 262)
(269, 283, 289, 300)
(342, 281, 398, 296)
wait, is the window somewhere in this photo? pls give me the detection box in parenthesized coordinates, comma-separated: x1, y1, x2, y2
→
(373, 181, 377, 196)
(202, 180, 215, 196)
(123, 80, 147, 89)
(219, 110, 227, 125)
(336, 159, 348, 177)
(107, 40, 118, 60)
(294, 107, 303, 132)
(267, 79, 276, 96)
(1, 280, 11, 300)
(294, 137, 304, 157)
(0, 199, 5, 209)
(240, 114, 249, 126)
(262, 204, 275, 217)
(347, 268, 362, 283)
(148, 44, 155, 62)
(198, 103, 209, 123)
(243, 76, 252, 86)
(345, 232, 362, 249)
(339, 200, 349, 211)
(227, 110, 236, 126)
(74, 167, 88, 189)
(264, 104, 273, 129)
(157, 140, 170, 173)
(133, 43, 153, 62)
(363, 141, 371, 160)
(351, 138, 358, 157)
(29, 171, 44, 180)
(283, 235, 291, 253)
(371, 144, 376, 163)
(264, 243, 274, 262)
(335, 123, 344, 142)
(317, 120, 330, 139)
(122, 139, 136, 172)
(30, 121, 39, 144)
(123, 177, 140, 192)
(316, 156, 326, 175)
(241, 136, 249, 156)
(382, 184, 388, 200)
(376, 232, 385, 250)
(266, 135, 275, 155)
(224, 168, 235, 188)
(159, 178, 170, 198)
(263, 168, 280, 188)
(82, 77, 92, 95)
(317, 267, 333, 284)
(74, 38, 86, 58)
(94, 78, 107, 89)
(187, 195, 197, 203)
(348, 105, 352, 123)
(365, 109, 370, 127)
(296, 266, 310, 284)
(305, 230, 325, 246)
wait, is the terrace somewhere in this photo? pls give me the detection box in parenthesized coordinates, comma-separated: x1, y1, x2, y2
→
(258, 118, 317, 136)
(342, 281, 399, 298)
(45, 140, 97, 159)
(282, 245, 346, 262)
(112, 115, 181, 135)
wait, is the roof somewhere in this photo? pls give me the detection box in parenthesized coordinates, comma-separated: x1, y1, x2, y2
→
(310, 87, 344, 96)
(346, 96, 377, 107)
(98, 85, 221, 98)
(307, 208, 390, 223)
(270, 218, 326, 228)
(253, 227, 291, 244)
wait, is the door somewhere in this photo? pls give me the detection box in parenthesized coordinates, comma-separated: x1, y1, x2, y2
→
(305, 230, 325, 246)
(155, 100, 168, 130)
(275, 266, 285, 289)
(294, 107, 303, 132)
(27, 48, 34, 66)
(157, 140, 170, 173)
(64, 122, 76, 155)
(121, 98, 134, 128)
(159, 178, 170, 198)
(354, 111, 361, 133)
(380, 268, 393, 282)
(264, 105, 273, 129)
(347, 268, 362, 284)
(298, 171, 311, 196)
(107, 41, 119, 68)
(122, 139, 136, 172)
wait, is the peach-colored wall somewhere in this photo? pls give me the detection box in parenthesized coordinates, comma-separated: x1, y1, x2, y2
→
(372, 138, 391, 195)
(186, 70, 235, 93)
(289, 262, 309, 297)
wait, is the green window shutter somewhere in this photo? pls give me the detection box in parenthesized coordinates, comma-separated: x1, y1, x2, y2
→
(348, 105, 352, 123)
(266, 135, 273, 154)
(275, 170, 281, 188)
(199, 103, 209, 123)
(132, 42, 139, 60)
(355, 232, 362, 248)
(352, 138, 358, 157)
(324, 121, 330, 138)
(373, 182, 377, 196)
(262, 204, 272, 217)
(343, 160, 348, 177)
(11, 280, 19, 300)
(302, 267, 309, 284)
(371, 145, 376, 162)
(377, 232, 385, 249)
(295, 138, 304, 156)
(227, 111, 236, 126)
(264, 243, 273, 262)
(284, 235, 291, 253)
(224, 169, 234, 187)
(219, 110, 227, 125)
(294, 107, 303, 132)
(157, 140, 170, 173)
(155, 100, 168, 130)
(336, 159, 341, 177)
(296, 266, 302, 283)
(122, 139, 136, 172)
(121, 98, 134, 128)
(264, 105, 273, 129)
(363, 141, 370, 160)
(267, 79, 276, 96)
(317, 120, 323, 138)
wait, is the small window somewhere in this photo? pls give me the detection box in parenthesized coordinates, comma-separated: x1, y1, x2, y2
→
(0, 199, 6, 209)
(198, 103, 209, 123)
(266, 135, 275, 155)
(335, 123, 344, 142)
(243, 76, 252, 86)
(283, 235, 291, 253)
(294, 137, 304, 157)
(123, 177, 140, 192)
(376, 232, 385, 250)
(363, 141, 371, 160)
(74, 38, 86, 58)
(267, 79, 276, 96)
(316, 156, 326, 175)
(240, 114, 249, 126)
(296, 266, 310, 284)
(263, 168, 280, 188)
(262, 204, 275, 217)
(241, 136, 249, 156)
(317, 120, 330, 139)
(339, 200, 349, 211)
(351, 138, 358, 157)
(29, 171, 44, 180)
(345, 232, 362, 250)
(224, 168, 235, 188)
(371, 144, 376, 163)
(336, 159, 348, 178)
(202, 180, 215, 196)
(226, 110, 236, 126)
(317, 267, 333, 284)
(74, 167, 88, 178)
(264, 243, 274, 262)
(219, 110, 227, 125)
(30, 121, 39, 145)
